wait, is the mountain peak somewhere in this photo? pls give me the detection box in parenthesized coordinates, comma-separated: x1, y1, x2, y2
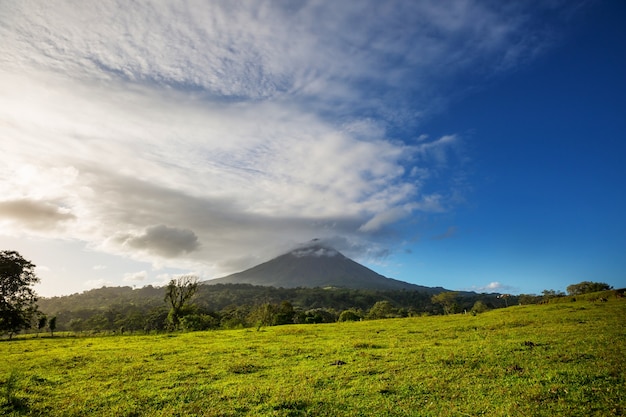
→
(208, 240, 434, 291)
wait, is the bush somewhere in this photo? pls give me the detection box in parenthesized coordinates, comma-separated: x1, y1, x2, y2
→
(338, 309, 362, 322)
(471, 301, 489, 314)
(180, 314, 219, 331)
(566, 281, 612, 296)
(367, 301, 398, 319)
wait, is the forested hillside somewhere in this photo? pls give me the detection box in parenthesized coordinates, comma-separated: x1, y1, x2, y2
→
(37, 284, 509, 333)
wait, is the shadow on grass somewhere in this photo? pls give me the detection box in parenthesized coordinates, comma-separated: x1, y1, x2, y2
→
(1, 397, 30, 415)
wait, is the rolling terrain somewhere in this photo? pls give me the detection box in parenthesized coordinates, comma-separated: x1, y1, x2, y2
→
(2, 295, 624, 416)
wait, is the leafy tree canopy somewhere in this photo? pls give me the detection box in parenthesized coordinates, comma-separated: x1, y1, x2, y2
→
(431, 291, 459, 315)
(164, 275, 198, 330)
(566, 281, 612, 296)
(0, 250, 40, 338)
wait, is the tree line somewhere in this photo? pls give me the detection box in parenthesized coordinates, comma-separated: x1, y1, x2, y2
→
(0, 250, 618, 338)
(37, 281, 507, 334)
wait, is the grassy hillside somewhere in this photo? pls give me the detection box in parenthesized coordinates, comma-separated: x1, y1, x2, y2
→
(1, 298, 624, 416)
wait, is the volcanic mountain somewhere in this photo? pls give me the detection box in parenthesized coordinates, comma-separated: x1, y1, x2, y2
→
(208, 242, 443, 292)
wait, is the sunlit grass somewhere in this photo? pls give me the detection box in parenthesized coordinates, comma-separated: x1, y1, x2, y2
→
(1, 298, 624, 416)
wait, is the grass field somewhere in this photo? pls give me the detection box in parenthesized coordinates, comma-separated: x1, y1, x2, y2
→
(1, 298, 624, 416)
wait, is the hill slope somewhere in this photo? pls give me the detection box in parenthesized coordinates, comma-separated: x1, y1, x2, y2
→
(208, 242, 443, 292)
(5, 299, 625, 416)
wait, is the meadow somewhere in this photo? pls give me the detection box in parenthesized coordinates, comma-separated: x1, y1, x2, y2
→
(1, 298, 624, 416)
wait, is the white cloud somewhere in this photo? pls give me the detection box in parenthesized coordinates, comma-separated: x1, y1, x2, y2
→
(472, 281, 515, 293)
(0, 0, 574, 282)
(123, 270, 148, 283)
(359, 207, 412, 233)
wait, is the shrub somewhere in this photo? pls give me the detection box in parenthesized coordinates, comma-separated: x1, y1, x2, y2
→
(180, 314, 219, 331)
(471, 301, 489, 314)
(338, 309, 362, 322)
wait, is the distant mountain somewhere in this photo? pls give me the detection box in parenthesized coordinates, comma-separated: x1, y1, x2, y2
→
(208, 241, 445, 292)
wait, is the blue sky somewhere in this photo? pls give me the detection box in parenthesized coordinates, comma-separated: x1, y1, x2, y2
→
(1, 0, 624, 296)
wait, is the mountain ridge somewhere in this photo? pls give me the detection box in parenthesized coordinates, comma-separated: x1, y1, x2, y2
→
(207, 242, 445, 292)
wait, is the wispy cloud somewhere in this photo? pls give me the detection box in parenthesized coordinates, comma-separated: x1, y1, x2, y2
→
(123, 270, 148, 283)
(0, 1, 575, 278)
(471, 281, 516, 293)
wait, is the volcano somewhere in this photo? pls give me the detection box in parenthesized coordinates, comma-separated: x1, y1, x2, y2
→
(208, 241, 443, 292)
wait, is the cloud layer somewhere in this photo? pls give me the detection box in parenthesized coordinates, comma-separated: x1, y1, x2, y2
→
(0, 1, 570, 278)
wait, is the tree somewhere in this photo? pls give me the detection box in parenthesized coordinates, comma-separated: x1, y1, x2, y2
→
(0, 251, 40, 339)
(498, 293, 511, 307)
(180, 313, 219, 331)
(250, 303, 277, 330)
(69, 318, 83, 333)
(431, 291, 459, 315)
(164, 275, 198, 330)
(338, 308, 362, 322)
(566, 281, 612, 296)
(471, 300, 489, 314)
(37, 315, 47, 336)
(274, 301, 296, 326)
(541, 289, 565, 301)
(144, 307, 169, 333)
(48, 316, 57, 337)
(367, 301, 397, 319)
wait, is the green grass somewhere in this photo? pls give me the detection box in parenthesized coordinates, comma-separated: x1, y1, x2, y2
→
(1, 299, 624, 416)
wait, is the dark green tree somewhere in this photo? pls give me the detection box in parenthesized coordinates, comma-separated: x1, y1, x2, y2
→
(274, 301, 295, 325)
(303, 308, 337, 323)
(37, 315, 47, 336)
(144, 307, 169, 333)
(338, 308, 362, 322)
(180, 313, 219, 331)
(68, 318, 83, 333)
(471, 300, 489, 314)
(566, 281, 612, 296)
(541, 289, 565, 301)
(250, 303, 277, 330)
(0, 251, 40, 339)
(367, 301, 397, 319)
(431, 291, 459, 315)
(164, 275, 198, 330)
(48, 316, 57, 337)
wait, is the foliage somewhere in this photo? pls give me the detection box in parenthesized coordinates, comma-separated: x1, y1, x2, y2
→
(0, 251, 40, 338)
(36, 315, 47, 336)
(566, 281, 612, 296)
(164, 275, 198, 330)
(36, 284, 510, 333)
(338, 308, 363, 322)
(302, 308, 337, 324)
(1, 299, 624, 416)
(542, 289, 565, 301)
(519, 293, 543, 305)
(471, 300, 489, 314)
(180, 314, 219, 331)
(367, 300, 397, 319)
(431, 291, 459, 315)
(48, 316, 56, 337)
